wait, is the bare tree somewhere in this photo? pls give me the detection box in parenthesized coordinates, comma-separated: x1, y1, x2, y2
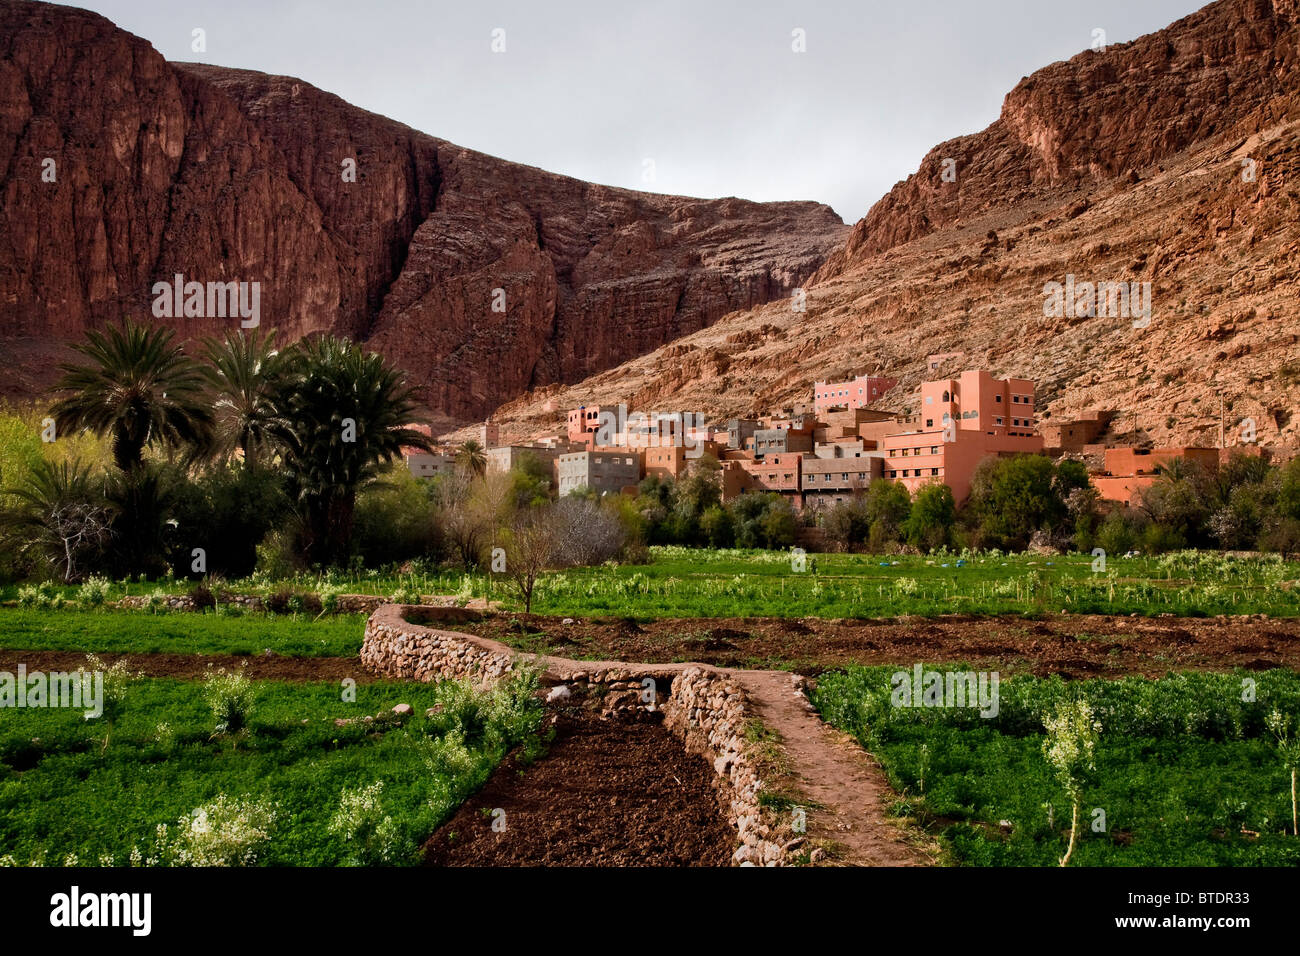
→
(438, 470, 512, 569)
(2, 459, 114, 582)
(551, 497, 625, 566)
(500, 507, 561, 614)
(46, 501, 115, 582)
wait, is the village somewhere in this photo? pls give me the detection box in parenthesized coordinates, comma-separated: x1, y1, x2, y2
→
(408, 361, 1272, 513)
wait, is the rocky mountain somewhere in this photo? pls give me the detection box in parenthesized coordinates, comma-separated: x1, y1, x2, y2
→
(484, 0, 1300, 452)
(0, 1, 845, 426)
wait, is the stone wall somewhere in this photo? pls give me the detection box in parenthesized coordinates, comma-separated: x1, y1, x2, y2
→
(361, 603, 795, 865)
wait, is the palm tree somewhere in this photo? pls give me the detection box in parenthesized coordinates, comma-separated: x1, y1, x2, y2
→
(456, 439, 487, 477)
(49, 320, 214, 472)
(201, 328, 288, 470)
(270, 336, 431, 566)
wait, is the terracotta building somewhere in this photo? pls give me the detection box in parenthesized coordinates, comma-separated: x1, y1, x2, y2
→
(882, 371, 1043, 503)
(1040, 411, 1115, 453)
(720, 453, 803, 506)
(801, 456, 883, 506)
(567, 405, 614, 446)
(813, 374, 898, 418)
(1090, 446, 1220, 505)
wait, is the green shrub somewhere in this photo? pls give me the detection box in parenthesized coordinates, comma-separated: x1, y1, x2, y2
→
(76, 575, 112, 607)
(204, 666, 257, 736)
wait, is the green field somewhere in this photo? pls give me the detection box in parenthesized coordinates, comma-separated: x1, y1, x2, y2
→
(9, 547, 1300, 623)
(813, 666, 1300, 866)
(0, 673, 545, 866)
(524, 548, 1300, 619)
(0, 608, 366, 657)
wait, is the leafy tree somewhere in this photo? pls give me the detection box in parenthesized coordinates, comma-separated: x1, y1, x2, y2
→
(866, 480, 911, 550)
(506, 452, 551, 508)
(699, 504, 734, 548)
(350, 463, 441, 568)
(170, 464, 289, 577)
(759, 497, 798, 549)
(1139, 458, 1212, 545)
(1095, 507, 1141, 557)
(1276, 457, 1300, 522)
(823, 497, 869, 550)
(270, 336, 430, 567)
(904, 483, 955, 552)
(201, 328, 288, 470)
(966, 455, 1064, 549)
(49, 320, 214, 472)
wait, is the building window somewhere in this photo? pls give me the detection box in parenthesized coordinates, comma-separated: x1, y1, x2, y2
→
(931, 468, 939, 476)
(942, 390, 950, 402)
(995, 417, 1003, 426)
(995, 395, 1002, 403)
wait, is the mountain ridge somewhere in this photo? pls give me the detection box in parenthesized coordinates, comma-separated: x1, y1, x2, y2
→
(0, 1, 846, 427)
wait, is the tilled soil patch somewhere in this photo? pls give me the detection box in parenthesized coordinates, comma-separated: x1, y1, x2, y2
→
(423, 706, 734, 866)
(0, 649, 376, 682)
(444, 613, 1300, 677)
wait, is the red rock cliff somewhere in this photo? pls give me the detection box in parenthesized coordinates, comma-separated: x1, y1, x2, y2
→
(814, 0, 1300, 280)
(0, 1, 846, 424)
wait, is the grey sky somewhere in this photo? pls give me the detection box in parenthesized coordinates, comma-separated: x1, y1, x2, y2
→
(69, 0, 1206, 222)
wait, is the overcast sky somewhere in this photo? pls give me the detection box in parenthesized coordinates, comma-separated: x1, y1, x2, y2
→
(69, 0, 1206, 222)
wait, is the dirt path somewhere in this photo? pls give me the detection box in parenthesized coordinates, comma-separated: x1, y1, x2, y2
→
(735, 669, 933, 866)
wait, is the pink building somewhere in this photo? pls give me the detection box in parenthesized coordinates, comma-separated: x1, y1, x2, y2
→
(813, 374, 898, 418)
(882, 371, 1043, 503)
(567, 405, 614, 445)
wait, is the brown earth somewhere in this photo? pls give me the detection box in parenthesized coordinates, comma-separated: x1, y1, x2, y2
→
(422, 704, 734, 867)
(0, 649, 375, 682)
(441, 611, 1300, 678)
(478, 0, 1300, 452)
(0, 1, 845, 427)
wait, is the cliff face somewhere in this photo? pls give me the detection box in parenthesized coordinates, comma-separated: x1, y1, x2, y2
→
(0, 1, 845, 424)
(483, 0, 1300, 453)
(814, 0, 1300, 280)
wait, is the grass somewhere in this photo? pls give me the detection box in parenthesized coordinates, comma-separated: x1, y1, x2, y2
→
(0, 673, 546, 866)
(8, 548, 1300, 623)
(523, 548, 1300, 619)
(812, 666, 1300, 866)
(0, 608, 366, 657)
